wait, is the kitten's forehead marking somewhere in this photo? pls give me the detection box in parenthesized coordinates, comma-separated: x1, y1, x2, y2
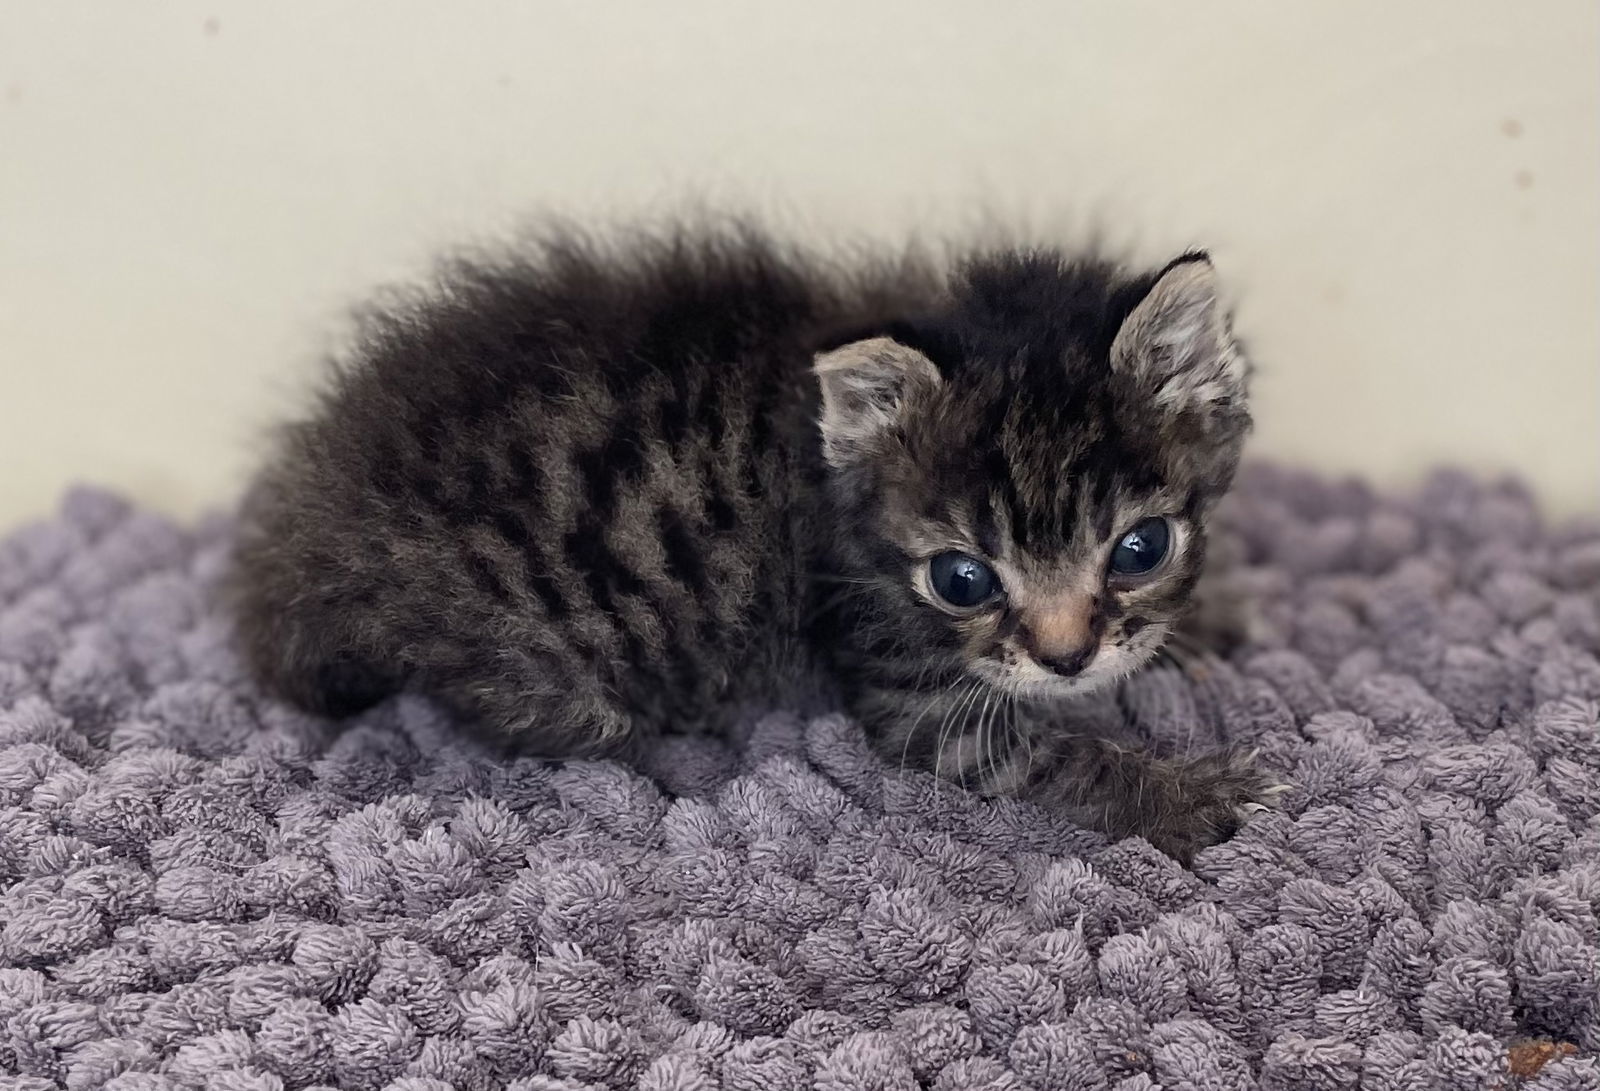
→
(991, 397, 1141, 556)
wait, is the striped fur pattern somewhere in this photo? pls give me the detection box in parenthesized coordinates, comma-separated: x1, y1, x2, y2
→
(229, 222, 1280, 860)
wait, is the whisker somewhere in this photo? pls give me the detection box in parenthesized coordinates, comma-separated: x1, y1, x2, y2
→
(1002, 693, 1030, 792)
(984, 692, 1002, 792)
(941, 681, 984, 795)
(975, 688, 996, 792)
(809, 572, 882, 587)
(931, 681, 972, 798)
(899, 674, 960, 780)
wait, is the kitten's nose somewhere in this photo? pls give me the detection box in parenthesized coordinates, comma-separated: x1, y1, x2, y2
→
(1038, 645, 1096, 677)
(1022, 595, 1099, 677)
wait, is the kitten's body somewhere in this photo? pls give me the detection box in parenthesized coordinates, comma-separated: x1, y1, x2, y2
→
(231, 223, 1280, 861)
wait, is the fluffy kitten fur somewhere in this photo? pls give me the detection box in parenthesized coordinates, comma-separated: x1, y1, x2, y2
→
(229, 221, 1282, 862)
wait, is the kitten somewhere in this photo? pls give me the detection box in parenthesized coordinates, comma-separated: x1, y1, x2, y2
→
(228, 221, 1282, 862)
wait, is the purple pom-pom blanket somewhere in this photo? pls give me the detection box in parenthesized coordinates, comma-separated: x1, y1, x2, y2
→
(2, 465, 1598, 1090)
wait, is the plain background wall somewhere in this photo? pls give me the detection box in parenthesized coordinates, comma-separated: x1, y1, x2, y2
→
(2, 1, 1597, 531)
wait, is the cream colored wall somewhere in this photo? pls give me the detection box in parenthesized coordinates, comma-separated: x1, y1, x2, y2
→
(2, 1, 1597, 530)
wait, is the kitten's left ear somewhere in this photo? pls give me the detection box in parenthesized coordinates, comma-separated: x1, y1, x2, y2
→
(813, 336, 942, 469)
(1111, 254, 1248, 424)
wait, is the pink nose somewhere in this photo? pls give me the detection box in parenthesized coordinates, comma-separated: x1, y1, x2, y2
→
(1021, 595, 1096, 671)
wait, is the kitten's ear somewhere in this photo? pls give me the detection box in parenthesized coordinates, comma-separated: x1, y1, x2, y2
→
(813, 337, 942, 468)
(1111, 254, 1247, 422)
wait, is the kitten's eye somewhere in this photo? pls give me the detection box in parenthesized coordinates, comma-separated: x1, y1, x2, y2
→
(1109, 517, 1171, 578)
(928, 552, 1001, 609)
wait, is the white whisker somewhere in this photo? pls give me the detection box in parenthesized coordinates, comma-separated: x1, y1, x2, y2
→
(933, 681, 979, 798)
(975, 688, 996, 792)
(900, 674, 959, 779)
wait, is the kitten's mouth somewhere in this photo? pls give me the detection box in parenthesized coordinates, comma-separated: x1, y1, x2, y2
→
(1016, 671, 1110, 702)
(972, 657, 1111, 703)
(976, 636, 1164, 704)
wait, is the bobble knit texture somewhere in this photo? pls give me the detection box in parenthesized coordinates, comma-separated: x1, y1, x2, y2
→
(1, 465, 1598, 1090)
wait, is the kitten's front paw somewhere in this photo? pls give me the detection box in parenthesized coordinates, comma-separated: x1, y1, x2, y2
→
(1140, 749, 1291, 864)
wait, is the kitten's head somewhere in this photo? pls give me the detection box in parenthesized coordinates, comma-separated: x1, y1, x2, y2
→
(815, 251, 1250, 701)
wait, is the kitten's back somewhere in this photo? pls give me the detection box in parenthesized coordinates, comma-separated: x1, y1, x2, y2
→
(228, 224, 929, 749)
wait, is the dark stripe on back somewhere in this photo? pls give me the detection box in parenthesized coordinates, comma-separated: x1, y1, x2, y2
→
(370, 440, 404, 498)
(707, 491, 739, 534)
(464, 456, 493, 517)
(743, 391, 774, 498)
(412, 470, 444, 509)
(564, 514, 647, 615)
(487, 508, 571, 619)
(462, 548, 513, 603)
(702, 376, 728, 451)
(655, 379, 692, 450)
(657, 506, 710, 594)
(507, 440, 539, 496)
(574, 425, 646, 516)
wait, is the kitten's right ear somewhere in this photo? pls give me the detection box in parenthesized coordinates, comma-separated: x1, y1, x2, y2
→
(1110, 253, 1247, 427)
(813, 337, 942, 469)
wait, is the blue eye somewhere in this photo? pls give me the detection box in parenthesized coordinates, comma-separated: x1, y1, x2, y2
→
(929, 552, 1001, 608)
(1110, 517, 1171, 577)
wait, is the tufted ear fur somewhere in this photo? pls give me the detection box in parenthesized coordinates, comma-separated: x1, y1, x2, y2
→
(813, 336, 943, 469)
(1111, 255, 1247, 428)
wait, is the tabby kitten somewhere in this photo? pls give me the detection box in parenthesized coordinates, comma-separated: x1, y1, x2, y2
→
(229, 222, 1281, 861)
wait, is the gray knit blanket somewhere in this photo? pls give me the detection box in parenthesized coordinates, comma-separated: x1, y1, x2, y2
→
(2, 465, 1598, 1091)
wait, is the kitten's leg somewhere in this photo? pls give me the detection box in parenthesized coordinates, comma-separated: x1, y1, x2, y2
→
(867, 686, 1283, 862)
(228, 580, 404, 717)
(426, 642, 640, 759)
(299, 657, 404, 718)
(250, 647, 400, 718)
(1015, 735, 1286, 863)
